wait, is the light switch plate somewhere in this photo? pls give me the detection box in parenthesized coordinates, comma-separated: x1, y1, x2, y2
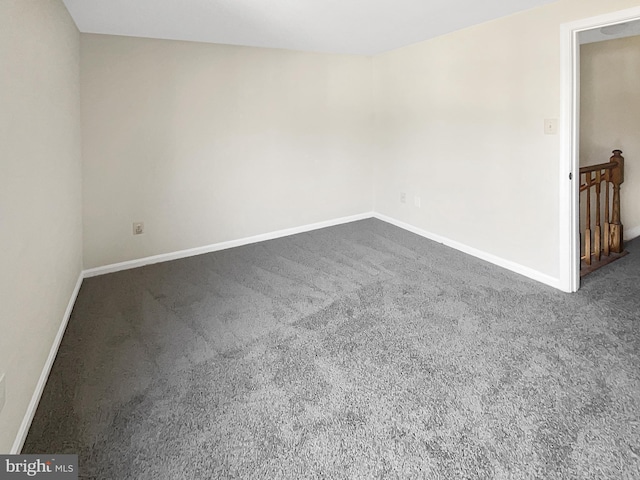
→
(544, 118, 558, 135)
(0, 373, 5, 415)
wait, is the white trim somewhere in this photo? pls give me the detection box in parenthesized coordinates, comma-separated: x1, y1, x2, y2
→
(83, 212, 375, 277)
(373, 213, 561, 290)
(559, 22, 580, 293)
(11, 273, 84, 454)
(559, 6, 640, 293)
(85, 210, 564, 287)
(625, 225, 640, 242)
(562, 7, 640, 33)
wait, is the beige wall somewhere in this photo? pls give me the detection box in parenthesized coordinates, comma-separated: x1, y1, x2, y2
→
(81, 35, 374, 268)
(372, 0, 640, 279)
(580, 36, 640, 240)
(0, 0, 82, 452)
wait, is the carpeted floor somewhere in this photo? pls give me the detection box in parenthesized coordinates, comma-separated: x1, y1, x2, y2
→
(24, 219, 640, 479)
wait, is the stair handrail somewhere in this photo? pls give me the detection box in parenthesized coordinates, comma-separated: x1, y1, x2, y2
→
(579, 150, 624, 268)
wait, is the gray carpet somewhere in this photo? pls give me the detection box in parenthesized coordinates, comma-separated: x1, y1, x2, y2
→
(24, 219, 640, 479)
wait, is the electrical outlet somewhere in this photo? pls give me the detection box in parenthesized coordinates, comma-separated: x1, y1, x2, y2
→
(400, 192, 406, 204)
(133, 222, 144, 235)
(414, 196, 421, 208)
(0, 373, 5, 415)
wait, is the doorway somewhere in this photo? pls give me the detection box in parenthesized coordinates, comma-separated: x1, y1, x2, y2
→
(559, 6, 640, 292)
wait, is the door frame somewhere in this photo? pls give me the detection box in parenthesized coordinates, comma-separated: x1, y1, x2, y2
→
(559, 6, 640, 292)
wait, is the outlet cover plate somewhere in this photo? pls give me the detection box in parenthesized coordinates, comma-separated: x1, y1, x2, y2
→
(133, 222, 144, 235)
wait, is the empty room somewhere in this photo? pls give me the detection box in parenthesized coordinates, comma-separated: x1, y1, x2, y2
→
(2, 0, 640, 478)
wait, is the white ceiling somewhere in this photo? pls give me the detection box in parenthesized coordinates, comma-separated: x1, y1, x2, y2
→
(579, 20, 640, 44)
(62, 0, 558, 55)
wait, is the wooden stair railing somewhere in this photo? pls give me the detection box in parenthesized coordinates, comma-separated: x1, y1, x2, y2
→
(579, 149, 625, 275)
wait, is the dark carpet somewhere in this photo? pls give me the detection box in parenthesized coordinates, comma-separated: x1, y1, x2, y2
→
(24, 219, 640, 479)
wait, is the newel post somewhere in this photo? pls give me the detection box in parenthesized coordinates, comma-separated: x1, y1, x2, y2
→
(609, 150, 624, 253)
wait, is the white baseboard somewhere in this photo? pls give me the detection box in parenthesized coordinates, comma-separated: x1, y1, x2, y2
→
(84, 210, 564, 288)
(373, 213, 561, 290)
(624, 225, 640, 242)
(83, 212, 375, 278)
(11, 272, 84, 454)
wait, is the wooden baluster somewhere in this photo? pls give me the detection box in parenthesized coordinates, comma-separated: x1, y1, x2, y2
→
(604, 167, 610, 257)
(594, 170, 602, 261)
(609, 150, 624, 254)
(585, 172, 592, 265)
